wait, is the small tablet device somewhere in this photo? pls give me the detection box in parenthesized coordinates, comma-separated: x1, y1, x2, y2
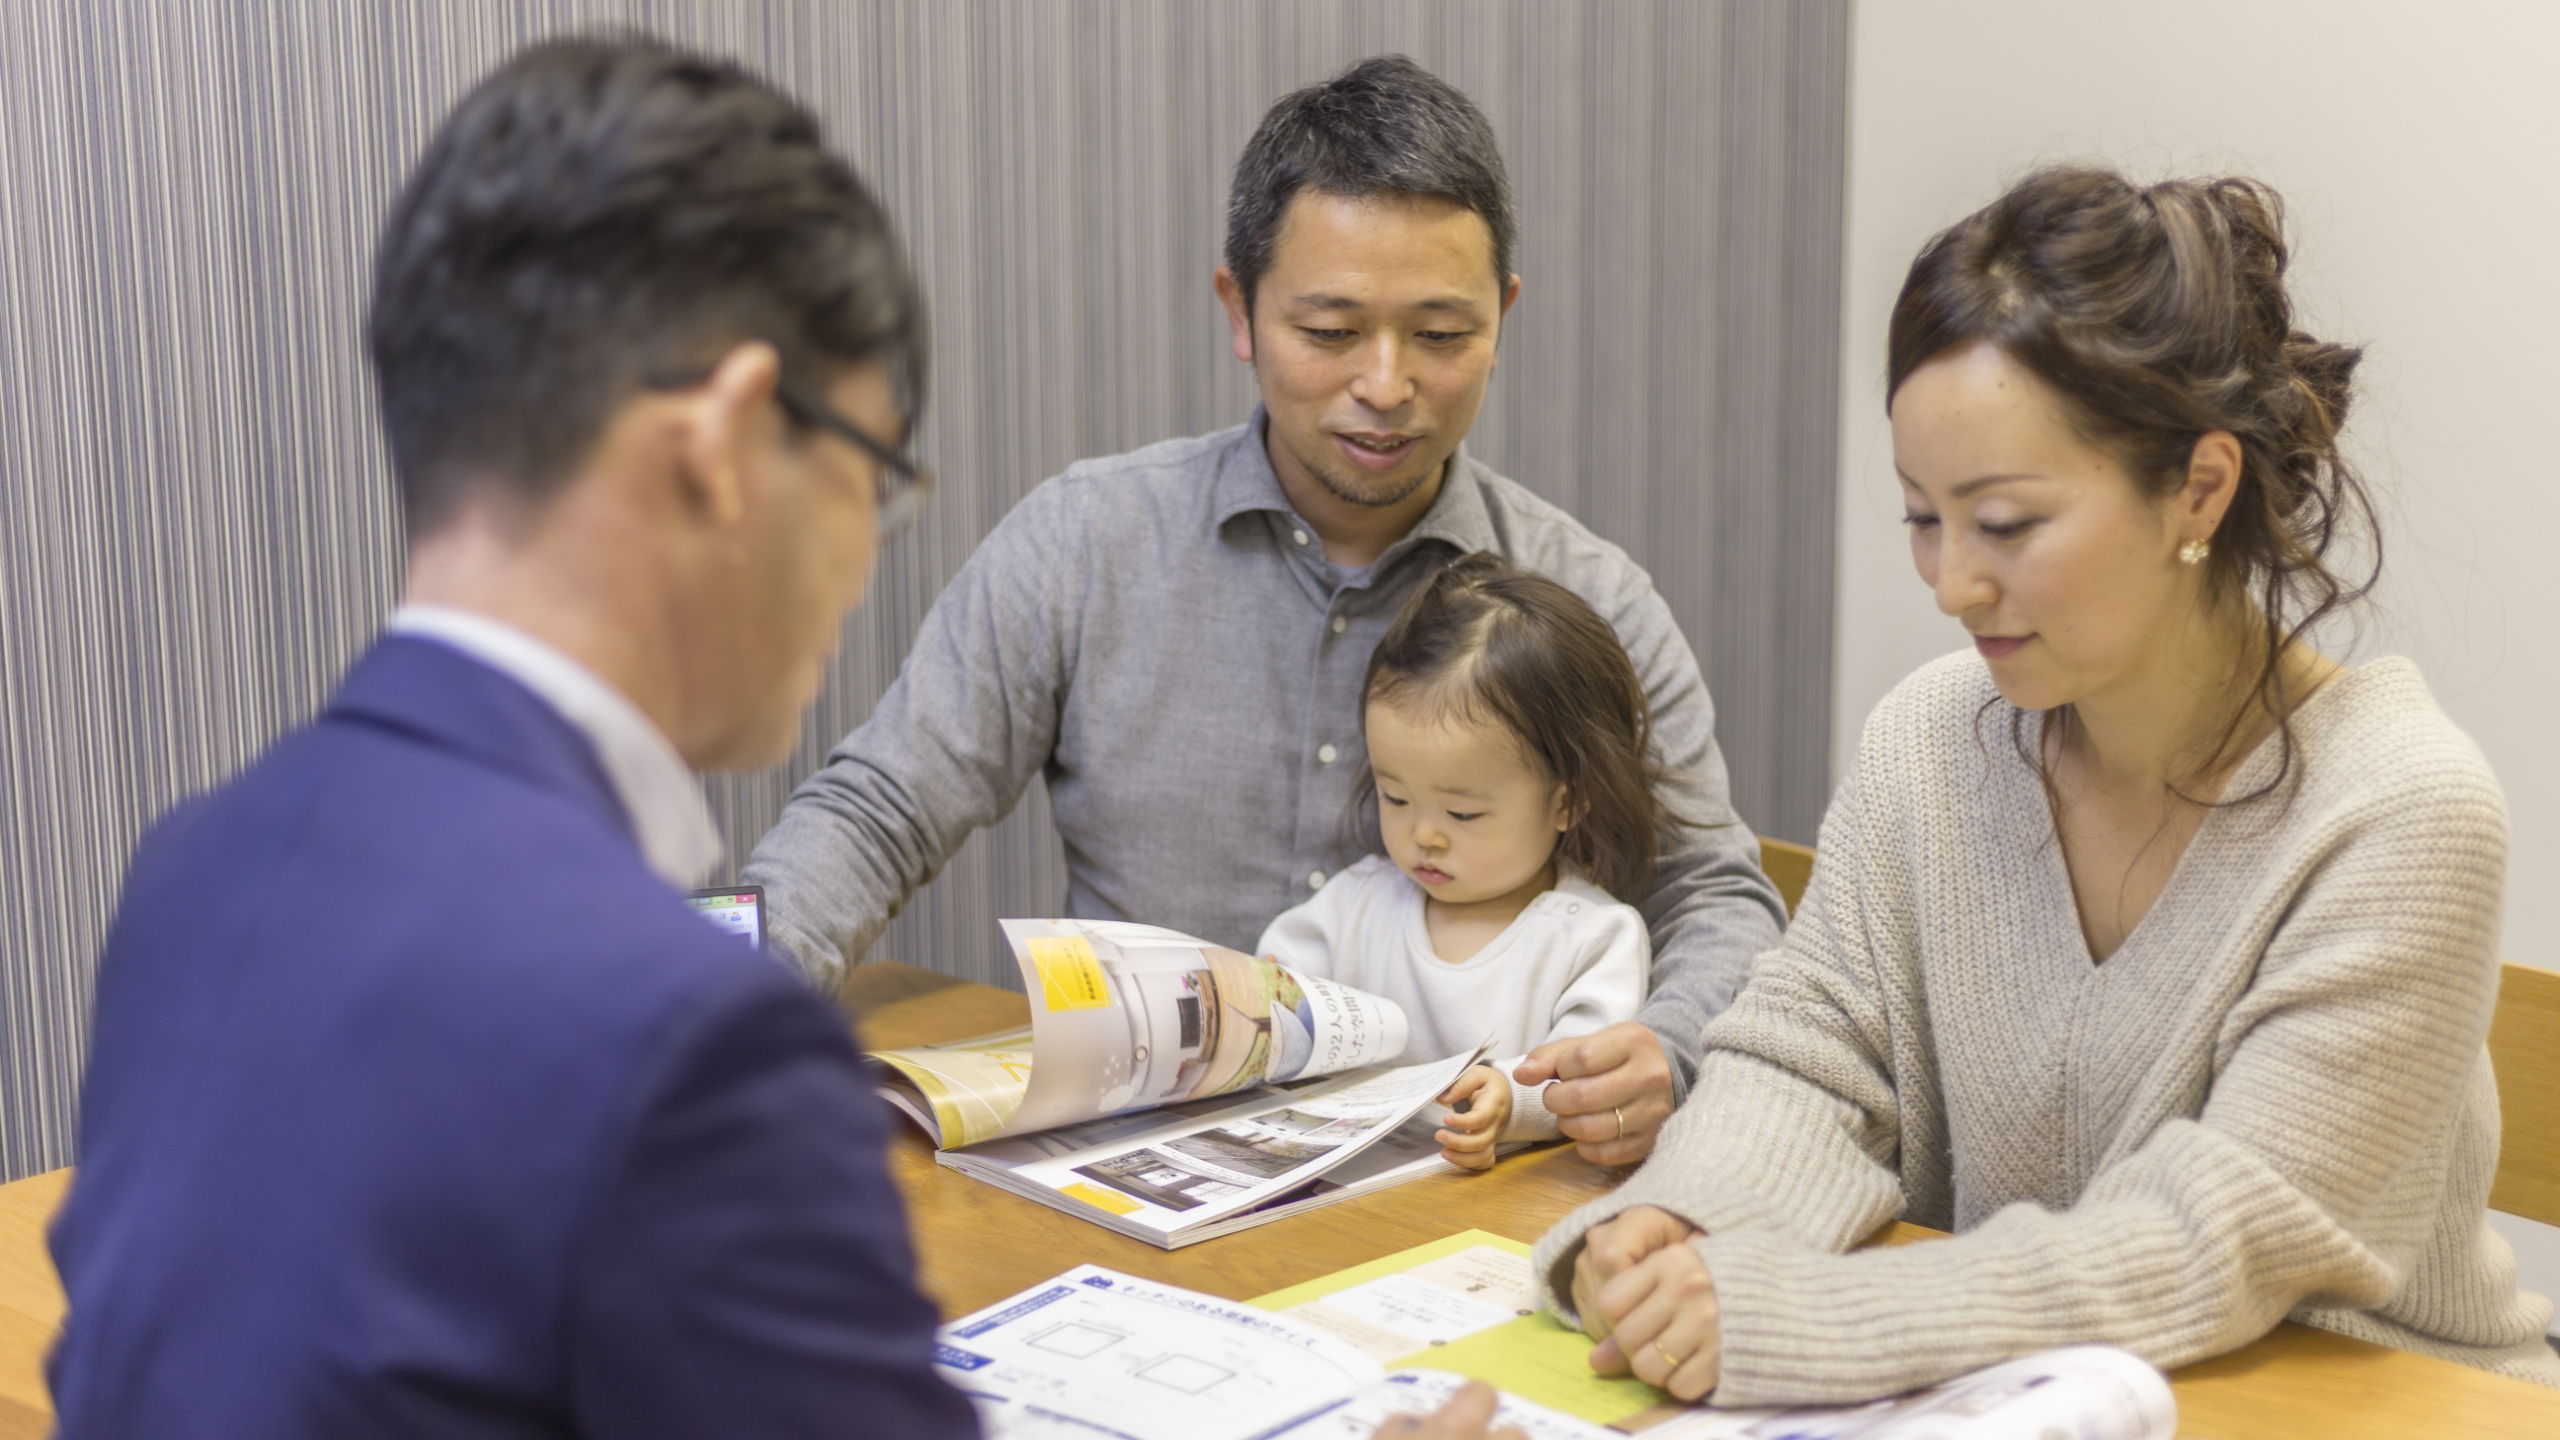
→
(686, 885, 765, 950)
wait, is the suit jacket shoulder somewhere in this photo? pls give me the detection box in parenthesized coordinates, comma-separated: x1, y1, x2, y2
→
(50, 638, 970, 1440)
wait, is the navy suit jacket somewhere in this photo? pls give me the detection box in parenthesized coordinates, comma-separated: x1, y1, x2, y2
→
(48, 637, 977, 1438)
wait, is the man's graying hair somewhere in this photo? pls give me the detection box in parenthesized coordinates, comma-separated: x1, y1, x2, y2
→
(1224, 55, 1514, 315)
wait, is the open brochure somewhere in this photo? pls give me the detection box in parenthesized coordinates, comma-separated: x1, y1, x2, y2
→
(872, 919, 1411, 1149)
(938, 1044, 1496, 1247)
(872, 920, 1502, 1247)
(935, 1240, 2176, 1440)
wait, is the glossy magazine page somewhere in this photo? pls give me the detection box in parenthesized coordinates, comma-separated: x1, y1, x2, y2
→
(869, 918, 1408, 1149)
(948, 1044, 1490, 1243)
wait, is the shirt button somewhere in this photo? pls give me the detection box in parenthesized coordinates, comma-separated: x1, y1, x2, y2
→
(1308, 870, 1326, 892)
(1330, 615, 1348, 634)
(1318, 743, 1338, 764)
(1292, 528, 1311, 546)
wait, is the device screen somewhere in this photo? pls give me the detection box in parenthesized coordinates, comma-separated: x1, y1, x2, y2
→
(686, 886, 765, 950)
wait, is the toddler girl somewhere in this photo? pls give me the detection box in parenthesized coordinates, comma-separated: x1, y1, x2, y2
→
(1257, 552, 1666, 1170)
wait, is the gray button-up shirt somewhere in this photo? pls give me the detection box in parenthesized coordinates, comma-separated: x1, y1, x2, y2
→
(744, 412, 1786, 1097)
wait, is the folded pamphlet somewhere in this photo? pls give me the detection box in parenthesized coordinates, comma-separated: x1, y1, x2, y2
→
(938, 1043, 1496, 1247)
(937, 1236, 2177, 1440)
(874, 920, 1503, 1248)
(873, 919, 1410, 1149)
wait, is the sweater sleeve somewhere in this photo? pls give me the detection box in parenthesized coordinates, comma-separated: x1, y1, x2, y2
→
(1605, 576, 1788, 1102)
(1548, 750, 2519, 1407)
(1531, 772, 1908, 1287)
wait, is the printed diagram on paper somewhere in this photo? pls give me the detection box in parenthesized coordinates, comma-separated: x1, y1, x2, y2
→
(936, 1266, 1382, 1440)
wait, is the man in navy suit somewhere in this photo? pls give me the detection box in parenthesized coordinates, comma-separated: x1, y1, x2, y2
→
(42, 37, 974, 1438)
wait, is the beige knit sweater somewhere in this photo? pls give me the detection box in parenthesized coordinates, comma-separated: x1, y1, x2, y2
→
(1533, 652, 2560, 1405)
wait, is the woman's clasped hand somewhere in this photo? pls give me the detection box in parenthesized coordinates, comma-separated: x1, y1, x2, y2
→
(1568, 1206, 1721, 1401)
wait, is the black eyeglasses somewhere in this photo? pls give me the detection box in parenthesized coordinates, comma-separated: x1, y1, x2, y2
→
(646, 369, 934, 539)
(772, 381, 934, 539)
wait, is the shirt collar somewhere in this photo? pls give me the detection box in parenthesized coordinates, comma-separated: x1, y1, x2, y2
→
(385, 605, 725, 889)
(1211, 405, 1501, 560)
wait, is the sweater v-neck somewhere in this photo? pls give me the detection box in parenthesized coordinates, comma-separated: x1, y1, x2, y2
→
(2028, 666, 2357, 971)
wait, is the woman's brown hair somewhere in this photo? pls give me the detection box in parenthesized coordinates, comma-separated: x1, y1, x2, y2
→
(1357, 552, 1672, 902)
(1887, 165, 2377, 804)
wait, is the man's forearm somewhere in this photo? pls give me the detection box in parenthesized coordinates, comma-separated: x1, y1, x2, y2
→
(743, 746, 956, 991)
(742, 490, 1073, 994)
(1636, 823, 1788, 1102)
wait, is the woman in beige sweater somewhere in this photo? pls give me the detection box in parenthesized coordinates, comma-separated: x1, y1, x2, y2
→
(1533, 166, 2560, 1406)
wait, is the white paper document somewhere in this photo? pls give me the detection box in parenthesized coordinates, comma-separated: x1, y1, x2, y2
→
(1636, 1345, 2175, 1440)
(939, 1266, 2173, 1440)
(937, 1265, 1383, 1440)
(1285, 1246, 1540, 1361)
(936, 1266, 1614, 1440)
(1266, 1370, 1615, 1440)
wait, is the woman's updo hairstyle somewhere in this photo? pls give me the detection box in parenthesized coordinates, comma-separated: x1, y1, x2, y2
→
(1888, 165, 2378, 802)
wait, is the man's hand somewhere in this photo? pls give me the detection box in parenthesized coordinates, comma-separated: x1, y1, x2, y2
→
(1569, 1208, 1718, 1401)
(1512, 1023, 1675, 1165)
(1372, 1379, 1526, 1440)
(1433, 1065, 1510, 1171)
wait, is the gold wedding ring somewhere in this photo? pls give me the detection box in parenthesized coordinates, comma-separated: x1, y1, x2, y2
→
(1612, 1105, 1626, 1141)
(1653, 1339, 1688, 1371)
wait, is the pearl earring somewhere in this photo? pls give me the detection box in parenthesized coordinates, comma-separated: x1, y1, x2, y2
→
(2178, 539, 2210, 566)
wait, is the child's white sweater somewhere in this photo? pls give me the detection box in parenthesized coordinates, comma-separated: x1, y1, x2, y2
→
(1256, 854, 1651, 1141)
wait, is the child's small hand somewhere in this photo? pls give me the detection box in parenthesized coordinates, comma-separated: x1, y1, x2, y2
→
(1434, 1065, 1510, 1172)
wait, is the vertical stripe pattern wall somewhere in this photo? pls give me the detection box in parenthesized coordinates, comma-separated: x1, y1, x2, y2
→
(0, 0, 1847, 1182)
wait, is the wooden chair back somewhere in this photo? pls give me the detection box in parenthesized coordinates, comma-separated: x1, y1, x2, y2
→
(2489, 960, 2560, 1228)
(1758, 837, 1816, 918)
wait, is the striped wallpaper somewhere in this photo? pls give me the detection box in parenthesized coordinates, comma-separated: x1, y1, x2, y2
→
(0, 0, 1847, 1182)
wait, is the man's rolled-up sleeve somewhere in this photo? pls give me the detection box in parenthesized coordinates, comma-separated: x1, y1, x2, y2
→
(1592, 574, 1789, 1101)
(744, 488, 1077, 991)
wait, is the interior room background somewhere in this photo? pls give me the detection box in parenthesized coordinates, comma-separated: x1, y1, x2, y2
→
(0, 0, 1850, 1182)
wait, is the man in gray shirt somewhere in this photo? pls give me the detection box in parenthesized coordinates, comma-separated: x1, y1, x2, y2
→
(746, 56, 1783, 1165)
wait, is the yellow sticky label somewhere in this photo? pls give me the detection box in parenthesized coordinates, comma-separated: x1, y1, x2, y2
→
(1060, 1182, 1141, 1215)
(1027, 936, 1112, 1011)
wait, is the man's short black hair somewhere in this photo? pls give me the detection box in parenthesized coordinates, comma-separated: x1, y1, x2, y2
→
(368, 34, 926, 533)
(1223, 55, 1514, 318)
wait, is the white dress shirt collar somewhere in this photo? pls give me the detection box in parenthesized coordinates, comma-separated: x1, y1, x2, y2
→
(385, 605, 725, 889)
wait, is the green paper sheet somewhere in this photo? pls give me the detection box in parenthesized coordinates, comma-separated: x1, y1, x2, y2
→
(1392, 1310, 1666, 1426)
(1248, 1229, 1670, 1427)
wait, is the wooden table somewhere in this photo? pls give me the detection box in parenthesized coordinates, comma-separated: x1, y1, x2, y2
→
(0, 1170, 65, 1440)
(3, 963, 2556, 1439)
